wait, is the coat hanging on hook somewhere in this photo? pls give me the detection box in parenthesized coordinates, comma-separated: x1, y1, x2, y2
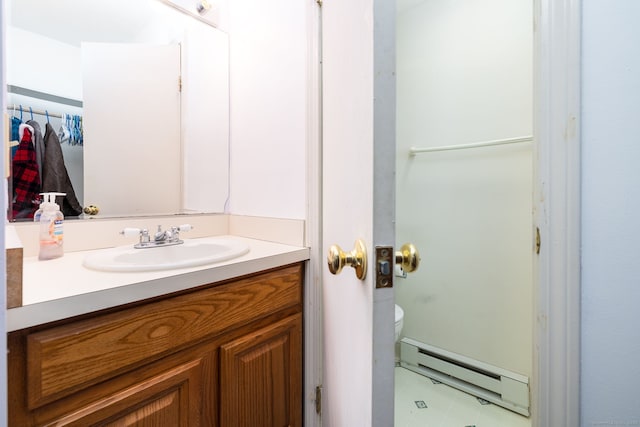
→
(12, 126, 41, 219)
(42, 122, 83, 217)
(25, 119, 46, 180)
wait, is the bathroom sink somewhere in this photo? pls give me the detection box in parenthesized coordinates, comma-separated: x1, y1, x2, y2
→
(83, 237, 250, 272)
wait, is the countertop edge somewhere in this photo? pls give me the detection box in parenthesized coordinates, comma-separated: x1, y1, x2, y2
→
(7, 246, 309, 332)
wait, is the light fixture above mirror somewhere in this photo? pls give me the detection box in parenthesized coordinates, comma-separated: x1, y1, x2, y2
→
(159, 0, 220, 27)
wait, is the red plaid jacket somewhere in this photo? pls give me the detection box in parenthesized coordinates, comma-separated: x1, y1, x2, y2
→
(12, 127, 41, 219)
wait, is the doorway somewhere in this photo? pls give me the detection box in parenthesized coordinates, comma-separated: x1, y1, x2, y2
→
(317, 0, 580, 424)
(394, 1, 533, 425)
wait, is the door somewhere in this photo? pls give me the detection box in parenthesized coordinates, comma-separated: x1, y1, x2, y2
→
(321, 1, 396, 426)
(82, 43, 181, 217)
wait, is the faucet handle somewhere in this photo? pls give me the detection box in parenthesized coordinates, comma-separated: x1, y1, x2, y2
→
(178, 224, 193, 232)
(121, 227, 150, 243)
(121, 227, 142, 237)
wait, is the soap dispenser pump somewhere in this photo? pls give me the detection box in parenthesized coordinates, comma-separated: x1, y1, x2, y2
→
(38, 192, 66, 260)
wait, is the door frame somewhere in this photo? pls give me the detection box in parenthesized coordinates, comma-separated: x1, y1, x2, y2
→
(531, 0, 581, 426)
(304, 0, 581, 426)
(303, 1, 323, 426)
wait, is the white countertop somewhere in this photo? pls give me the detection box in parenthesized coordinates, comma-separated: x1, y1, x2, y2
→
(7, 235, 309, 332)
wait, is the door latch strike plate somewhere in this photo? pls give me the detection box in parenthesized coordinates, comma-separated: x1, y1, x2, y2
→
(315, 385, 322, 414)
(375, 246, 394, 288)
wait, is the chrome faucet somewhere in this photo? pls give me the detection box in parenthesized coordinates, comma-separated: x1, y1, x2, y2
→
(154, 225, 171, 242)
(121, 224, 193, 249)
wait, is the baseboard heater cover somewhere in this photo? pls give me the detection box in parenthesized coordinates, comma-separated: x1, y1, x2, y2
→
(400, 337, 530, 417)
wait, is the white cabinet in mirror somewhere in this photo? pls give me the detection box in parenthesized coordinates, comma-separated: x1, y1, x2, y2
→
(6, 0, 229, 221)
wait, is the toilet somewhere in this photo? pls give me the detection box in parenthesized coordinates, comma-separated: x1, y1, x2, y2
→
(395, 304, 404, 342)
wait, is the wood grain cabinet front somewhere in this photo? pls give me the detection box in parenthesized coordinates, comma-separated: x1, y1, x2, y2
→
(220, 314, 302, 427)
(8, 263, 304, 427)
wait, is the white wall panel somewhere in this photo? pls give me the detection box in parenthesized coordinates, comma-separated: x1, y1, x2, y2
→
(581, 1, 640, 424)
(227, 0, 307, 219)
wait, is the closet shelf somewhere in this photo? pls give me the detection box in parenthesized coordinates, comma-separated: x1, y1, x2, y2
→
(7, 85, 83, 108)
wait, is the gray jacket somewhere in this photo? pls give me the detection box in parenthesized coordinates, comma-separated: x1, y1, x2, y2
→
(42, 122, 83, 217)
(26, 119, 45, 179)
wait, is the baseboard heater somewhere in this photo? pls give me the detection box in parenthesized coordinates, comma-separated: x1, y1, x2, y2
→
(400, 337, 530, 416)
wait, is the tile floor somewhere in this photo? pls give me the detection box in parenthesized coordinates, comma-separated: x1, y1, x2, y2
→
(395, 367, 531, 427)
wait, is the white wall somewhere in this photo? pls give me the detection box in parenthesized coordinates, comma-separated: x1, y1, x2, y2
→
(395, 0, 533, 376)
(7, 27, 82, 99)
(181, 24, 230, 213)
(581, 1, 640, 425)
(226, 0, 308, 219)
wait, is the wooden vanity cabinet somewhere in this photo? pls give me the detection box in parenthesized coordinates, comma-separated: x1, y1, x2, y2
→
(8, 263, 304, 427)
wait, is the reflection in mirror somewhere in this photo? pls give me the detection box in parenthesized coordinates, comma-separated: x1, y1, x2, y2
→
(6, 0, 229, 221)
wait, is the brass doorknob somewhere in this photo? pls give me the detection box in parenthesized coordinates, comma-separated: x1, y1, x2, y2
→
(395, 243, 420, 273)
(327, 239, 367, 280)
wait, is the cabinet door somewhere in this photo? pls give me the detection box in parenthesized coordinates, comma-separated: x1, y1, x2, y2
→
(220, 314, 302, 427)
(46, 359, 202, 427)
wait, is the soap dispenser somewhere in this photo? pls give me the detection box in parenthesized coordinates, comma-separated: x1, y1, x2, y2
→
(38, 192, 65, 260)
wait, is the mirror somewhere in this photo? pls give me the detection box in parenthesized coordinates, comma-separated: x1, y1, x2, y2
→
(6, 0, 229, 220)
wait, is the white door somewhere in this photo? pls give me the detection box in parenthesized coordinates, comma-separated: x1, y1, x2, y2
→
(82, 43, 181, 217)
(321, 1, 396, 426)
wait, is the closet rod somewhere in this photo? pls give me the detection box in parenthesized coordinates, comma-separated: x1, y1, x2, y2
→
(409, 136, 533, 156)
(7, 85, 83, 108)
(6, 106, 64, 120)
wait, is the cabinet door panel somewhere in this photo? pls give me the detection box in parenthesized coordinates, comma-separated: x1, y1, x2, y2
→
(101, 390, 183, 427)
(220, 314, 302, 427)
(50, 359, 202, 427)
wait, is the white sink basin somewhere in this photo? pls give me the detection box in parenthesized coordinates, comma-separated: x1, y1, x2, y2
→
(83, 237, 250, 272)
